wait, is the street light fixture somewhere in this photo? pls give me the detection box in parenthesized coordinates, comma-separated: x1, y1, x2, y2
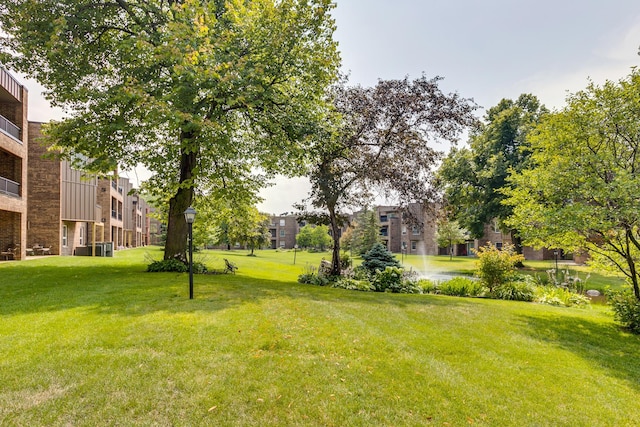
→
(184, 206, 197, 299)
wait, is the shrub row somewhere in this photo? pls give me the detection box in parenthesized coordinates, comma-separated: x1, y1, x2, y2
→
(147, 258, 208, 274)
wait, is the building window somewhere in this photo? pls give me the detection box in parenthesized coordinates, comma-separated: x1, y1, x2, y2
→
(280, 240, 286, 248)
(412, 225, 420, 235)
(62, 225, 68, 247)
(495, 242, 503, 250)
(280, 230, 285, 237)
(380, 215, 388, 222)
(411, 241, 417, 251)
(79, 226, 84, 246)
(493, 219, 501, 233)
(280, 219, 285, 226)
(402, 226, 407, 235)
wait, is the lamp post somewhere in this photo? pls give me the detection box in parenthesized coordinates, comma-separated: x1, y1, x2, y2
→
(184, 206, 197, 299)
(293, 244, 298, 265)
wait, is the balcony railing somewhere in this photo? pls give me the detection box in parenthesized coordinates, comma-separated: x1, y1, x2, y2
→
(0, 114, 20, 141)
(0, 176, 20, 197)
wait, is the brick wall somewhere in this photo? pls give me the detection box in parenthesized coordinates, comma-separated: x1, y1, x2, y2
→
(0, 209, 20, 252)
(27, 122, 61, 254)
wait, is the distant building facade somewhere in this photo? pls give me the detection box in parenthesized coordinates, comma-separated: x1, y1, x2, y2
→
(268, 214, 303, 249)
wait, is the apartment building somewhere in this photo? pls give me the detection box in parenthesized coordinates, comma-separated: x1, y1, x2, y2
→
(366, 204, 439, 256)
(119, 178, 151, 248)
(265, 205, 439, 255)
(268, 214, 303, 249)
(474, 219, 556, 261)
(26, 121, 151, 257)
(27, 122, 102, 256)
(0, 67, 28, 260)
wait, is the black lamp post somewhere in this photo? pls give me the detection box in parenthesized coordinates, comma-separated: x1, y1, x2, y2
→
(184, 206, 197, 299)
(293, 244, 298, 265)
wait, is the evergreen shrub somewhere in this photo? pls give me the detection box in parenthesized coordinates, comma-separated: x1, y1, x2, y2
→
(361, 243, 401, 276)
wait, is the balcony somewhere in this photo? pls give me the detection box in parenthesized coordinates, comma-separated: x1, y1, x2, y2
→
(0, 67, 23, 101)
(0, 114, 20, 141)
(0, 176, 20, 197)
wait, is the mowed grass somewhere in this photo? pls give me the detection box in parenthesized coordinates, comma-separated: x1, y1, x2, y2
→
(1, 247, 639, 426)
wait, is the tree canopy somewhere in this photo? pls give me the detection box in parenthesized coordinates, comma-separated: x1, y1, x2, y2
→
(438, 94, 547, 248)
(504, 70, 640, 299)
(298, 76, 477, 275)
(435, 218, 466, 260)
(0, 0, 339, 260)
(296, 224, 332, 251)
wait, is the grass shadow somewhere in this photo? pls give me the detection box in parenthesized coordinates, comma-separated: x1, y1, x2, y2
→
(518, 311, 640, 392)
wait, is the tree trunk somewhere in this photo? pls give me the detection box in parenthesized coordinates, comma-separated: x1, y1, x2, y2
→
(510, 229, 523, 254)
(328, 205, 341, 277)
(624, 228, 640, 300)
(163, 140, 197, 261)
(510, 229, 524, 268)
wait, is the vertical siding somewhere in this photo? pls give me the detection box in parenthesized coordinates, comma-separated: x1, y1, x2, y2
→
(0, 67, 23, 101)
(61, 160, 98, 221)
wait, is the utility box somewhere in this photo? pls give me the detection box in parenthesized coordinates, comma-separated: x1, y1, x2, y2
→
(74, 243, 113, 257)
(103, 242, 113, 257)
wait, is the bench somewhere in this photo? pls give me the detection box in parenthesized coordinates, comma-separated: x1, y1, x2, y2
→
(224, 258, 238, 274)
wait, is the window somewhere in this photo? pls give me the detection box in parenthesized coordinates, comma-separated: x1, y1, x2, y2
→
(280, 230, 285, 237)
(411, 241, 417, 250)
(62, 225, 68, 247)
(412, 225, 420, 235)
(402, 226, 407, 235)
(495, 242, 503, 250)
(380, 215, 388, 222)
(79, 226, 84, 246)
(279, 219, 285, 226)
(280, 241, 286, 248)
(493, 219, 501, 233)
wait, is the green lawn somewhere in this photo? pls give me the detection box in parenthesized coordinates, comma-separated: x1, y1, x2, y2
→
(1, 247, 638, 426)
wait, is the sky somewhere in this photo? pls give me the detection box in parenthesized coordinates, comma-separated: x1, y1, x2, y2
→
(19, 0, 640, 214)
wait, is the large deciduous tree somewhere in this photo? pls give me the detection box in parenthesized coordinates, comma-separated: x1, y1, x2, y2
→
(297, 76, 477, 275)
(438, 94, 547, 252)
(504, 70, 640, 300)
(0, 0, 339, 260)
